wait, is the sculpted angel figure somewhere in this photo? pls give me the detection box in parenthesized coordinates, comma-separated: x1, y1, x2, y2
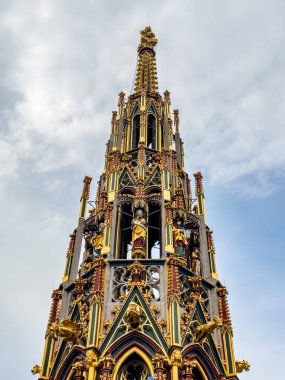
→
(132, 209, 147, 251)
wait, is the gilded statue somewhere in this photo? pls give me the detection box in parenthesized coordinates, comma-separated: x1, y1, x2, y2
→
(191, 249, 200, 275)
(90, 222, 105, 255)
(47, 319, 82, 344)
(173, 223, 188, 255)
(138, 26, 157, 52)
(193, 316, 222, 343)
(132, 210, 147, 251)
(31, 365, 41, 375)
(236, 360, 250, 373)
(126, 302, 142, 329)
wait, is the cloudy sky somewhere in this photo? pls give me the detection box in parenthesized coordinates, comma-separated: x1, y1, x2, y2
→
(1, 1, 284, 379)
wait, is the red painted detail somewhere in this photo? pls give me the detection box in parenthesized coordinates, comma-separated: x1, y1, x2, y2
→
(50, 299, 59, 323)
(221, 298, 228, 321)
(132, 274, 141, 283)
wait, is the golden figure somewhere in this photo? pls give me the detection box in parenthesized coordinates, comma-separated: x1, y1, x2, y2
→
(31, 365, 41, 375)
(138, 26, 157, 52)
(126, 302, 142, 329)
(191, 250, 200, 274)
(91, 222, 105, 254)
(173, 225, 188, 254)
(236, 360, 250, 373)
(132, 210, 147, 249)
(193, 316, 222, 343)
(47, 319, 82, 344)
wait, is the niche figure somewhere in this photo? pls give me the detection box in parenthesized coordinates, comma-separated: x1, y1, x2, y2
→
(191, 249, 201, 275)
(189, 230, 200, 252)
(90, 222, 105, 256)
(85, 230, 94, 255)
(131, 209, 147, 258)
(173, 221, 188, 255)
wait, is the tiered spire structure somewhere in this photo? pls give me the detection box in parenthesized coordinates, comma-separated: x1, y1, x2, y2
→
(134, 26, 158, 93)
(33, 27, 249, 380)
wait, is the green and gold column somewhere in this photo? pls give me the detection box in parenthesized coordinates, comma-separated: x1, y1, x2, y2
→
(87, 257, 107, 348)
(217, 286, 237, 377)
(207, 229, 218, 280)
(194, 172, 205, 220)
(39, 289, 62, 379)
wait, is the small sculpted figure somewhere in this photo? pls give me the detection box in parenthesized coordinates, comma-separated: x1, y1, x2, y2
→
(126, 302, 142, 329)
(31, 365, 41, 375)
(132, 209, 147, 250)
(236, 360, 250, 373)
(91, 222, 105, 255)
(191, 249, 201, 275)
(173, 221, 188, 255)
(193, 316, 222, 343)
(48, 319, 82, 344)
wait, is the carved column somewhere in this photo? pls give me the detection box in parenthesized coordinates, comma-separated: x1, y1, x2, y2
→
(39, 289, 62, 379)
(206, 229, 218, 280)
(167, 256, 182, 347)
(69, 176, 93, 282)
(193, 172, 205, 219)
(62, 232, 76, 283)
(87, 257, 107, 348)
(85, 350, 98, 380)
(170, 349, 182, 380)
(72, 360, 86, 380)
(217, 286, 236, 377)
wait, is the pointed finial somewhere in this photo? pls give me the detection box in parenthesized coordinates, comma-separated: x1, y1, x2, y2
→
(138, 26, 157, 54)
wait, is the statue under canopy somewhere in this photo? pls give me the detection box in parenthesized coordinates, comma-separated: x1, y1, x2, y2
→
(131, 209, 147, 258)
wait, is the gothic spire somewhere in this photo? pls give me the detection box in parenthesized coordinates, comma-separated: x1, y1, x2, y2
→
(134, 26, 159, 94)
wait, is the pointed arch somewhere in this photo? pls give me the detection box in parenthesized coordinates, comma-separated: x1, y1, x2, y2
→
(145, 167, 161, 188)
(53, 346, 85, 380)
(181, 343, 223, 380)
(147, 102, 158, 114)
(132, 114, 140, 149)
(147, 114, 156, 149)
(191, 360, 208, 380)
(118, 167, 136, 191)
(131, 102, 140, 116)
(112, 346, 154, 379)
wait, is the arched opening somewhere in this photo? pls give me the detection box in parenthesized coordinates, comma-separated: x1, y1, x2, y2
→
(132, 115, 140, 149)
(161, 118, 164, 149)
(116, 353, 150, 380)
(147, 202, 161, 259)
(117, 203, 133, 259)
(147, 114, 156, 149)
(192, 367, 207, 380)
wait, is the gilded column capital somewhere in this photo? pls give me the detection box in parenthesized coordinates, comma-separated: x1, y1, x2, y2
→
(72, 359, 86, 379)
(127, 260, 146, 282)
(171, 349, 182, 366)
(85, 350, 98, 368)
(180, 357, 196, 379)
